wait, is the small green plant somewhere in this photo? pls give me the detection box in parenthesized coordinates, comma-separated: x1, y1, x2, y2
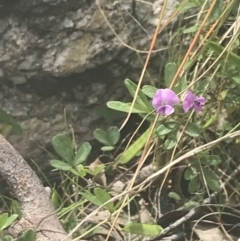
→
(93, 126, 120, 151)
(122, 223, 163, 237)
(105, 68, 224, 197)
(50, 133, 93, 177)
(0, 213, 17, 241)
(185, 154, 222, 193)
(0, 211, 36, 241)
(0, 213, 18, 231)
(19, 230, 36, 241)
(80, 187, 115, 213)
(107, 74, 204, 165)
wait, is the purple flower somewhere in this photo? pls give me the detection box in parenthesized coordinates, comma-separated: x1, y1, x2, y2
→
(152, 89, 180, 116)
(183, 91, 205, 113)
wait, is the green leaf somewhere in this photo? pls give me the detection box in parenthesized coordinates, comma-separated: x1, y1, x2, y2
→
(3, 236, 14, 241)
(139, 113, 157, 122)
(184, 166, 197, 180)
(95, 126, 120, 147)
(11, 123, 23, 135)
(75, 164, 86, 177)
(124, 79, 151, 109)
(80, 191, 102, 207)
(183, 59, 193, 70)
(0, 213, 8, 230)
(185, 123, 201, 137)
(202, 167, 221, 192)
(52, 134, 74, 164)
(12, 200, 22, 219)
(1, 214, 18, 230)
(51, 188, 61, 209)
(94, 128, 110, 146)
(232, 76, 240, 84)
(122, 223, 162, 236)
(218, 90, 228, 101)
(142, 85, 158, 98)
(106, 126, 120, 146)
(208, 41, 240, 70)
(87, 164, 105, 176)
(74, 142, 92, 165)
(164, 131, 178, 150)
(203, 113, 217, 129)
(188, 175, 199, 194)
(50, 160, 73, 171)
(164, 139, 177, 150)
(94, 187, 114, 213)
(179, 2, 199, 13)
(107, 101, 148, 113)
(20, 229, 36, 241)
(183, 25, 198, 34)
(201, 155, 222, 166)
(69, 167, 81, 176)
(209, 0, 223, 22)
(168, 192, 181, 201)
(156, 122, 177, 136)
(115, 126, 154, 166)
(101, 146, 115, 151)
(164, 62, 178, 88)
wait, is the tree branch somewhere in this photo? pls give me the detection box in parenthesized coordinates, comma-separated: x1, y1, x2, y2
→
(0, 134, 71, 241)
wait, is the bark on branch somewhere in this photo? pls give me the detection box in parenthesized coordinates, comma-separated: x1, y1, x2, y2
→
(0, 134, 71, 241)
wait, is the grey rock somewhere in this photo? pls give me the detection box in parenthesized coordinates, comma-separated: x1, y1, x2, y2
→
(0, 0, 194, 170)
(0, 0, 181, 81)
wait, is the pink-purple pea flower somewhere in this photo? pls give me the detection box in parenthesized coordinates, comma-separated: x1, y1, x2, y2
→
(183, 91, 205, 113)
(152, 89, 180, 116)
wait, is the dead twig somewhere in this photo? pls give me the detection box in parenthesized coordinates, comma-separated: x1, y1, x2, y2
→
(0, 135, 71, 241)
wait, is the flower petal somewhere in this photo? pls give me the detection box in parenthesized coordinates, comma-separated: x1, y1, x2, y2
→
(196, 96, 205, 105)
(183, 91, 196, 112)
(152, 89, 179, 110)
(164, 105, 175, 116)
(152, 89, 164, 109)
(193, 97, 205, 113)
(157, 105, 175, 116)
(163, 89, 180, 106)
(193, 104, 203, 113)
